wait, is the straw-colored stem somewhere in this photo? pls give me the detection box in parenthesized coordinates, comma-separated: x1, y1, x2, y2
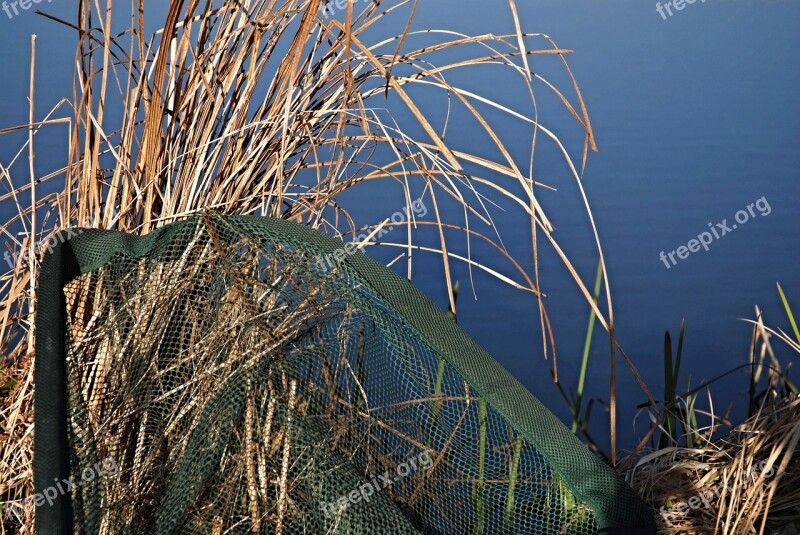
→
(245, 386, 261, 533)
(259, 381, 276, 510)
(503, 437, 522, 533)
(27, 35, 36, 357)
(276, 379, 297, 535)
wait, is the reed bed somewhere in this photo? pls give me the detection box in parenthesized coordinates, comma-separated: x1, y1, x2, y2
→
(1, 0, 615, 531)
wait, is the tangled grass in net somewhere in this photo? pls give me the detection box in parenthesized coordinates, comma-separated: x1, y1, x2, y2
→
(60, 214, 353, 532)
(29, 212, 598, 533)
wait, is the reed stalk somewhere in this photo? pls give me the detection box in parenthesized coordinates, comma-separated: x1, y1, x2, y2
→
(502, 437, 523, 533)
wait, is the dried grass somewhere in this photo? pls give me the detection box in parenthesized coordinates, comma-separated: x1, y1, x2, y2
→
(1, 0, 614, 531)
(629, 395, 800, 535)
(628, 307, 800, 535)
(1, 1, 796, 534)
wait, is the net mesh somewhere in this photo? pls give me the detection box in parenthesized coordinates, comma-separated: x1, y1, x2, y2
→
(35, 212, 656, 534)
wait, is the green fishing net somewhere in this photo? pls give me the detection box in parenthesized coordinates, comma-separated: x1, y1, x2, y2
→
(35, 212, 655, 534)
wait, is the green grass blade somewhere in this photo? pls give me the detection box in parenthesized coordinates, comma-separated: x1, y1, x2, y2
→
(572, 261, 604, 433)
(675, 319, 685, 380)
(423, 358, 447, 481)
(353, 322, 366, 410)
(777, 282, 800, 345)
(661, 330, 677, 448)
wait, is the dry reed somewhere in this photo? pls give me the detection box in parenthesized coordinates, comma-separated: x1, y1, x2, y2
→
(1, 0, 616, 532)
(628, 306, 800, 535)
(629, 395, 800, 534)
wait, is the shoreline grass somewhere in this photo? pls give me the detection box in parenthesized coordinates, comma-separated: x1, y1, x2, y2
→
(1, 1, 612, 531)
(0, 1, 796, 533)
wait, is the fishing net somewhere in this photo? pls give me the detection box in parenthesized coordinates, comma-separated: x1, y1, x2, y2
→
(34, 212, 655, 534)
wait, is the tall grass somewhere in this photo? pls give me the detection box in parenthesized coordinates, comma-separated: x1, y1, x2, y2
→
(0, 0, 640, 529)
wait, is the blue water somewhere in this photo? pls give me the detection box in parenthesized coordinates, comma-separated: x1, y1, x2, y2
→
(1, 1, 798, 452)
